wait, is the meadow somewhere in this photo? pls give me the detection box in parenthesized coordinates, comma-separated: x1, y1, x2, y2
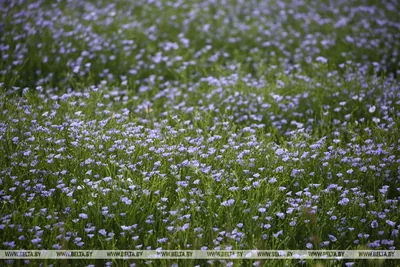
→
(1, 0, 400, 266)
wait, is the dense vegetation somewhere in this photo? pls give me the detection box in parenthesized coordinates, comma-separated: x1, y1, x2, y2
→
(1, 0, 400, 266)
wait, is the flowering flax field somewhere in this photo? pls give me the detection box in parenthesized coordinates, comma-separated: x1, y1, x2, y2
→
(1, 0, 400, 266)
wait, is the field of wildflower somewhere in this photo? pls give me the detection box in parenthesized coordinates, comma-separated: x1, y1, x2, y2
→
(1, 0, 400, 266)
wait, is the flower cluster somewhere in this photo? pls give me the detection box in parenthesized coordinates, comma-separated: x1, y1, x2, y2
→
(1, 0, 400, 266)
